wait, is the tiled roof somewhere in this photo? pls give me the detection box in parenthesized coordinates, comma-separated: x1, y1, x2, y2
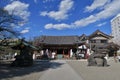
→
(39, 36, 81, 45)
(88, 30, 113, 39)
(79, 34, 88, 41)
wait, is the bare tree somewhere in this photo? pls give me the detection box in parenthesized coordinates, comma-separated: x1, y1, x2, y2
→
(0, 8, 22, 39)
(0, 7, 24, 56)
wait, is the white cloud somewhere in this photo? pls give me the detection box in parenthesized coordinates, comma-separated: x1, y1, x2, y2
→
(20, 29, 29, 34)
(45, 23, 71, 30)
(97, 22, 106, 27)
(74, 0, 120, 27)
(73, 15, 97, 27)
(4, 1, 30, 22)
(25, 27, 30, 30)
(43, 0, 54, 3)
(20, 27, 30, 34)
(40, 0, 74, 20)
(34, 0, 37, 3)
(85, 0, 110, 12)
(44, 0, 120, 30)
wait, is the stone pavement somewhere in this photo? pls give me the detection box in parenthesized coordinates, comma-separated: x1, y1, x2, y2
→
(1, 58, 120, 80)
(39, 60, 83, 80)
(67, 58, 120, 80)
(0, 60, 51, 80)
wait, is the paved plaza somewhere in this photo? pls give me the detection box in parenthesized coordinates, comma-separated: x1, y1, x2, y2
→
(67, 59, 120, 80)
(0, 58, 120, 80)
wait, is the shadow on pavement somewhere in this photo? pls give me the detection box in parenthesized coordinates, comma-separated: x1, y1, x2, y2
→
(0, 60, 64, 80)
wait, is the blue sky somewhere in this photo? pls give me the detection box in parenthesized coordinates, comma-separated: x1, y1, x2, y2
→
(1, 0, 120, 40)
